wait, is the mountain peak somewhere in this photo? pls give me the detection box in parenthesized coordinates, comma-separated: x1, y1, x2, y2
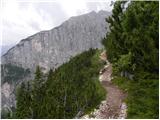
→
(2, 11, 110, 71)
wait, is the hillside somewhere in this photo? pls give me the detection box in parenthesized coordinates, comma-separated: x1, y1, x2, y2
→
(4, 49, 106, 118)
(1, 10, 111, 111)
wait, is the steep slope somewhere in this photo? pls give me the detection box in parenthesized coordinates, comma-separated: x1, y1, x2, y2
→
(1, 64, 32, 113)
(14, 49, 106, 119)
(1, 10, 111, 112)
(2, 10, 110, 72)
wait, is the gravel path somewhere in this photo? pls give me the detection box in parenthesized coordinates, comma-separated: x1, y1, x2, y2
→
(81, 52, 127, 119)
(94, 64, 127, 119)
(100, 75, 127, 118)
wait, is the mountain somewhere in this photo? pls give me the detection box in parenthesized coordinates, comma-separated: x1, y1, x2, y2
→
(2, 10, 110, 73)
(1, 10, 111, 112)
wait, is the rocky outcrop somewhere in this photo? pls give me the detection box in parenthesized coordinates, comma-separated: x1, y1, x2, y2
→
(1, 10, 111, 112)
(1, 64, 32, 112)
(2, 10, 110, 73)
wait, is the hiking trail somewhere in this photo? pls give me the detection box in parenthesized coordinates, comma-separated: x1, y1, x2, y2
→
(81, 51, 127, 119)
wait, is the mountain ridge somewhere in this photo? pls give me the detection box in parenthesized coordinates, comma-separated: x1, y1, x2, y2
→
(1, 10, 111, 111)
(2, 10, 111, 72)
(2, 10, 110, 57)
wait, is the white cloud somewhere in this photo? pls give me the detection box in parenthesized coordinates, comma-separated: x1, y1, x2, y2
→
(1, 0, 113, 46)
(58, 0, 88, 16)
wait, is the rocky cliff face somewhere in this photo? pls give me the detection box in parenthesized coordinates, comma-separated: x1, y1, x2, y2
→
(1, 10, 110, 111)
(2, 10, 110, 73)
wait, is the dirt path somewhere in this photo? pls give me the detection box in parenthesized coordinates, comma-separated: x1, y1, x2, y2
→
(82, 51, 127, 119)
(98, 64, 127, 118)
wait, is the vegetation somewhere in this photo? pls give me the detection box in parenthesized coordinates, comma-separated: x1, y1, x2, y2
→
(1, 109, 12, 119)
(1, 64, 31, 119)
(14, 49, 106, 118)
(15, 82, 32, 118)
(102, 1, 159, 119)
(1, 64, 30, 84)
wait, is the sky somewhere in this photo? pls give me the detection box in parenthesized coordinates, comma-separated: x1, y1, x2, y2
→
(1, 0, 114, 48)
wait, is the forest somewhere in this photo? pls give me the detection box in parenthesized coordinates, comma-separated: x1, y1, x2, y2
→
(102, 1, 159, 118)
(1, 64, 30, 84)
(11, 49, 106, 118)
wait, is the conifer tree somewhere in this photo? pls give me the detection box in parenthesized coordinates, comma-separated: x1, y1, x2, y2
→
(102, 1, 159, 118)
(31, 66, 43, 118)
(15, 82, 31, 118)
(102, 1, 126, 62)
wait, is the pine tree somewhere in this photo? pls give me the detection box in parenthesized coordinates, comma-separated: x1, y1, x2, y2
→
(102, 1, 126, 62)
(14, 49, 106, 119)
(15, 82, 31, 118)
(102, 1, 159, 118)
(31, 66, 44, 118)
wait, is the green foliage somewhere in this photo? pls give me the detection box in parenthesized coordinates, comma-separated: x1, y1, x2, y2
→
(1, 64, 30, 84)
(31, 66, 45, 118)
(103, 1, 159, 119)
(102, 1, 127, 63)
(112, 76, 130, 92)
(112, 73, 159, 119)
(1, 109, 11, 119)
(103, 1, 158, 73)
(113, 52, 132, 74)
(15, 82, 32, 118)
(15, 49, 106, 119)
(1, 106, 17, 119)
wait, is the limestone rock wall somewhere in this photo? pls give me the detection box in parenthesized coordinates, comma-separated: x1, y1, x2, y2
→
(2, 11, 110, 72)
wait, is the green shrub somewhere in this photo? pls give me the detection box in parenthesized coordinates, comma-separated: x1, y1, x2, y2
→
(112, 73, 159, 119)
